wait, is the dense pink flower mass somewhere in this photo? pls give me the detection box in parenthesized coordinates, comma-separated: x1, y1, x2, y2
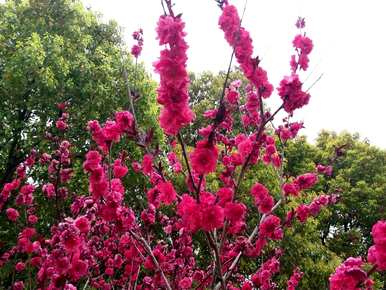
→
(154, 14, 194, 135)
(1, 2, 383, 290)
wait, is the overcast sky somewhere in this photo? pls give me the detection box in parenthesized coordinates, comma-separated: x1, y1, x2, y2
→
(83, 0, 386, 148)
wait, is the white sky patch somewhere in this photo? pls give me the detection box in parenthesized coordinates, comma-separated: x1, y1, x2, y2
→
(82, 0, 386, 148)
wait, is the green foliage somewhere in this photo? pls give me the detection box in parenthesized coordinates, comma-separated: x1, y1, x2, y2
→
(277, 132, 386, 288)
(315, 131, 386, 257)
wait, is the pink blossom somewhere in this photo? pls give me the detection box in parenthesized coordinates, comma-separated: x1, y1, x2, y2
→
(71, 259, 88, 280)
(238, 138, 253, 160)
(83, 151, 102, 172)
(60, 228, 81, 253)
(6, 208, 20, 221)
(217, 187, 234, 206)
(103, 120, 121, 143)
(295, 204, 310, 223)
(287, 267, 303, 290)
(75, 216, 90, 233)
(147, 187, 160, 208)
(56, 120, 68, 131)
(190, 140, 218, 175)
(178, 277, 192, 289)
(131, 28, 144, 58)
(113, 159, 128, 178)
(295, 17, 306, 29)
(157, 181, 177, 205)
(252, 256, 281, 289)
(13, 281, 24, 290)
(282, 182, 300, 197)
(141, 154, 153, 175)
(201, 204, 224, 231)
(131, 161, 141, 173)
(317, 164, 333, 176)
(293, 35, 313, 55)
(224, 202, 246, 224)
(15, 262, 25, 272)
(115, 111, 134, 132)
(27, 215, 38, 224)
(177, 194, 202, 232)
(294, 173, 318, 190)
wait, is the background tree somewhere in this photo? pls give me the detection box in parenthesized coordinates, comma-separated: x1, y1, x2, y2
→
(0, 0, 160, 189)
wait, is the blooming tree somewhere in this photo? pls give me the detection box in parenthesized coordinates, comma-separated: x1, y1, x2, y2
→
(0, 0, 384, 289)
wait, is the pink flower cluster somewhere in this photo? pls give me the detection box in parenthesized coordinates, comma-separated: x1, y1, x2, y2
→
(259, 215, 283, 241)
(276, 121, 304, 141)
(219, 4, 273, 97)
(251, 255, 281, 289)
(287, 194, 339, 224)
(262, 135, 282, 168)
(241, 85, 261, 127)
(1, 150, 36, 210)
(278, 18, 313, 114)
(154, 14, 195, 135)
(291, 34, 313, 72)
(131, 28, 143, 58)
(55, 102, 69, 131)
(329, 257, 373, 290)
(287, 267, 303, 290)
(367, 220, 386, 271)
(88, 111, 135, 152)
(177, 189, 246, 234)
(283, 172, 318, 197)
(278, 74, 310, 114)
(167, 152, 182, 173)
(250, 182, 274, 214)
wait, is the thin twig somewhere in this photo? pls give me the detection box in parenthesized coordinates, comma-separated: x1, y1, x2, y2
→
(129, 230, 172, 290)
(177, 132, 197, 193)
(82, 278, 90, 290)
(305, 73, 324, 92)
(206, 232, 227, 290)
